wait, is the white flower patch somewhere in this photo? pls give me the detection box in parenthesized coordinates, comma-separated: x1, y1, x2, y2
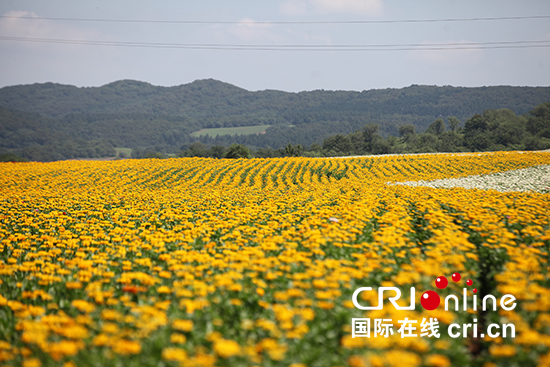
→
(391, 165, 550, 193)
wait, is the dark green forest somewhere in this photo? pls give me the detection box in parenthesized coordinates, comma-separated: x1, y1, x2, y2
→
(179, 103, 550, 158)
(0, 79, 549, 161)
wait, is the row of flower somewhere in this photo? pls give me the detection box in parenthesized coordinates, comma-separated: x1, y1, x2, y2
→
(0, 151, 549, 367)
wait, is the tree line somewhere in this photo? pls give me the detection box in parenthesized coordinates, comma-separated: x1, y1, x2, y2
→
(175, 102, 550, 159)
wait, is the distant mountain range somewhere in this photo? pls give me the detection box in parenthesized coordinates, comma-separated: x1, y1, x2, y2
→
(1, 79, 549, 160)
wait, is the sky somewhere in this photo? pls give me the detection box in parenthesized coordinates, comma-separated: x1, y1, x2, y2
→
(0, 0, 549, 92)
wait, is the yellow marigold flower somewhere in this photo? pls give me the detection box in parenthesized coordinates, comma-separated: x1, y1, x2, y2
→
(434, 340, 450, 350)
(65, 281, 82, 289)
(170, 333, 186, 344)
(188, 353, 217, 367)
(348, 355, 366, 367)
(48, 340, 82, 361)
(206, 331, 223, 342)
(267, 345, 287, 361)
(162, 347, 188, 362)
(489, 344, 517, 357)
(157, 286, 171, 294)
(112, 339, 142, 355)
(317, 301, 334, 310)
(343, 300, 355, 308)
(256, 288, 265, 296)
(28, 305, 45, 317)
(213, 339, 242, 358)
(22, 358, 41, 367)
(384, 350, 421, 367)
(425, 354, 451, 367)
(92, 333, 111, 347)
(368, 355, 385, 367)
(0, 349, 14, 362)
(102, 323, 119, 334)
(159, 271, 172, 279)
(172, 319, 193, 332)
(59, 325, 89, 339)
(230, 298, 243, 306)
(101, 309, 121, 321)
(71, 300, 95, 313)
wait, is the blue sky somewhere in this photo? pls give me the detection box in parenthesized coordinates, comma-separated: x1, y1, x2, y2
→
(0, 0, 549, 92)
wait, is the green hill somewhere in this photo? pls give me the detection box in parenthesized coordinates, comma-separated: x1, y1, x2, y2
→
(0, 79, 549, 160)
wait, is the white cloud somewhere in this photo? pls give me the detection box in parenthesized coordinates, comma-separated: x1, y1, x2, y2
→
(280, 0, 383, 16)
(209, 18, 287, 44)
(209, 18, 335, 48)
(280, 0, 309, 16)
(311, 0, 383, 15)
(0, 10, 105, 45)
(407, 40, 484, 67)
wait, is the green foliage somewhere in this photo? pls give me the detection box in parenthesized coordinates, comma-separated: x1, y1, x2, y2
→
(178, 143, 227, 158)
(399, 124, 416, 137)
(527, 102, 550, 137)
(284, 143, 303, 157)
(425, 118, 446, 135)
(312, 103, 550, 157)
(463, 109, 529, 151)
(322, 134, 352, 155)
(1, 79, 549, 161)
(191, 125, 270, 137)
(132, 148, 166, 159)
(225, 144, 251, 159)
(0, 152, 28, 162)
(448, 116, 461, 132)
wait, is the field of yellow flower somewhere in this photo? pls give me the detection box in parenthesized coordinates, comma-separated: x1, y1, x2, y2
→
(1, 151, 549, 367)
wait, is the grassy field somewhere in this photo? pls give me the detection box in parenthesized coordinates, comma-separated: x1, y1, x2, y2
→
(1, 151, 549, 367)
(190, 125, 270, 137)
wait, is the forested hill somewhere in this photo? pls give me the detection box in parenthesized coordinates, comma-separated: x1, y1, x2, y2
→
(1, 79, 550, 161)
(1, 79, 549, 121)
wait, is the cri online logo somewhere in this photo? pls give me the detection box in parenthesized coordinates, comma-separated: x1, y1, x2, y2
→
(352, 272, 516, 312)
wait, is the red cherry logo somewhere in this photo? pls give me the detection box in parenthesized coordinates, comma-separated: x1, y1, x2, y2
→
(420, 291, 440, 310)
(435, 276, 448, 289)
(451, 273, 461, 282)
(466, 279, 473, 286)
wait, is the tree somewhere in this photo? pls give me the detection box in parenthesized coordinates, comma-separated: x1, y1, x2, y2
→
(527, 102, 550, 136)
(208, 145, 226, 158)
(349, 131, 366, 154)
(322, 134, 352, 155)
(224, 144, 250, 159)
(362, 123, 381, 153)
(362, 123, 380, 143)
(185, 142, 208, 157)
(371, 135, 391, 154)
(426, 118, 446, 135)
(399, 124, 416, 137)
(284, 143, 303, 157)
(464, 114, 487, 134)
(141, 150, 165, 159)
(415, 133, 439, 153)
(448, 117, 461, 133)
